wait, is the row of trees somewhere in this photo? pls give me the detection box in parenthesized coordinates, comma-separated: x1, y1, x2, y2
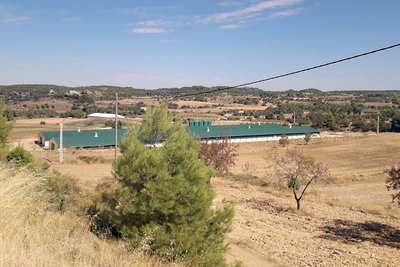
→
(269, 102, 400, 132)
(3, 101, 147, 120)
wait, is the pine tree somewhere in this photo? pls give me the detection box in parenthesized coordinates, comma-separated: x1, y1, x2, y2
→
(137, 104, 174, 144)
(0, 101, 12, 156)
(97, 105, 234, 266)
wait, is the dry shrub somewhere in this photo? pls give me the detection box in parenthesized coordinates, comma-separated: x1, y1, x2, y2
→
(199, 137, 238, 176)
(242, 161, 257, 177)
(77, 155, 106, 164)
(0, 163, 165, 267)
(44, 170, 81, 213)
(386, 165, 400, 205)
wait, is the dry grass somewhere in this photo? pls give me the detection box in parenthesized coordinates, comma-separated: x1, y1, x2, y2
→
(0, 163, 166, 267)
(229, 133, 400, 217)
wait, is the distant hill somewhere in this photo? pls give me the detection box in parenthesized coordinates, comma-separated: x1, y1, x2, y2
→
(299, 88, 324, 95)
(0, 84, 267, 101)
(0, 84, 399, 103)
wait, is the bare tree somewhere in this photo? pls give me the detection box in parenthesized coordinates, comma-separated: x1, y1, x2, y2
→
(386, 165, 400, 205)
(267, 149, 330, 210)
(199, 137, 238, 176)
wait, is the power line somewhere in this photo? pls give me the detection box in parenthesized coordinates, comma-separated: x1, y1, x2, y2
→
(175, 43, 400, 98)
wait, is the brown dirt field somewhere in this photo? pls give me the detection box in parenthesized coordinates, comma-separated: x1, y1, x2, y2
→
(217, 178, 399, 267)
(232, 133, 400, 180)
(6, 98, 73, 113)
(364, 102, 394, 107)
(223, 105, 268, 111)
(11, 118, 88, 139)
(95, 97, 159, 107)
(174, 100, 217, 107)
(24, 133, 400, 266)
(10, 118, 141, 140)
(325, 100, 352, 105)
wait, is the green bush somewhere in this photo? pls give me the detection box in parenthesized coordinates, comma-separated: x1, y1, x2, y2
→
(0, 101, 12, 157)
(104, 120, 122, 128)
(6, 146, 35, 166)
(45, 171, 80, 212)
(304, 133, 311, 144)
(279, 134, 289, 147)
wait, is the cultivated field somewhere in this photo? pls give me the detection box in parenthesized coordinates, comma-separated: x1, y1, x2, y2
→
(12, 123, 400, 266)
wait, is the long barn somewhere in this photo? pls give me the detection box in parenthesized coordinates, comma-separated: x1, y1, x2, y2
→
(188, 121, 320, 143)
(39, 122, 320, 150)
(39, 128, 127, 150)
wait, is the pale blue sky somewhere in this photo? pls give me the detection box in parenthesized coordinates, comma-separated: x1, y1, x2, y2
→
(0, 0, 399, 90)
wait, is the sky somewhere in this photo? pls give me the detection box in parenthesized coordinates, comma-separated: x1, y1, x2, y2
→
(0, 0, 399, 91)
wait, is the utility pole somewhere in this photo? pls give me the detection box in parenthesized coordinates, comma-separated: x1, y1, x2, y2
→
(114, 93, 118, 161)
(377, 114, 380, 134)
(59, 120, 63, 163)
(293, 111, 296, 125)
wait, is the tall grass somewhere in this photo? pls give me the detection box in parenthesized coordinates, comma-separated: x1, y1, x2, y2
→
(0, 163, 164, 267)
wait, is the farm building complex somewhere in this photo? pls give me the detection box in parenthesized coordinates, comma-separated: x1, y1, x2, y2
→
(39, 121, 319, 150)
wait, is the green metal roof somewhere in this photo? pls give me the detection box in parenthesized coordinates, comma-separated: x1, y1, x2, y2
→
(40, 128, 128, 148)
(188, 123, 319, 139)
(40, 123, 319, 148)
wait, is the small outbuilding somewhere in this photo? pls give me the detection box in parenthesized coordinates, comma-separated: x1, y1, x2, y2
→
(87, 113, 126, 119)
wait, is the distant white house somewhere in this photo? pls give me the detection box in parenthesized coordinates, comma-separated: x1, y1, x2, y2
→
(87, 113, 126, 119)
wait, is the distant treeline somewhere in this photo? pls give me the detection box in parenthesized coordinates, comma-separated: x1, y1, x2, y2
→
(1, 84, 400, 102)
(1, 84, 400, 133)
(0, 84, 266, 102)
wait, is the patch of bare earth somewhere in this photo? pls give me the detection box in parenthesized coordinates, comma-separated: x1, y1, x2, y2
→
(216, 179, 400, 267)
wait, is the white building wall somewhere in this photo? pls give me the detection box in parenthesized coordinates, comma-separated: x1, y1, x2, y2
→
(202, 134, 320, 144)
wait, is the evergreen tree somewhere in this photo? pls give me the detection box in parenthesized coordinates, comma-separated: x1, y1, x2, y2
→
(0, 101, 12, 155)
(392, 116, 400, 132)
(97, 105, 234, 266)
(6, 146, 35, 166)
(137, 104, 174, 144)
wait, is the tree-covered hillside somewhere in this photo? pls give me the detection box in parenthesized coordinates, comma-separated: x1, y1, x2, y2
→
(0, 84, 266, 102)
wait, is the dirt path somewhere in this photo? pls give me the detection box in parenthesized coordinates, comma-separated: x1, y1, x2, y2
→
(226, 240, 275, 267)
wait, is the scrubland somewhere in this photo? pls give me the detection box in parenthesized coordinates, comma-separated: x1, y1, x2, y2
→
(0, 164, 166, 267)
(8, 129, 400, 266)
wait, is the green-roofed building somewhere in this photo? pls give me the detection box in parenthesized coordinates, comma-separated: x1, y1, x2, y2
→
(39, 128, 128, 150)
(188, 121, 320, 143)
(39, 121, 320, 150)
